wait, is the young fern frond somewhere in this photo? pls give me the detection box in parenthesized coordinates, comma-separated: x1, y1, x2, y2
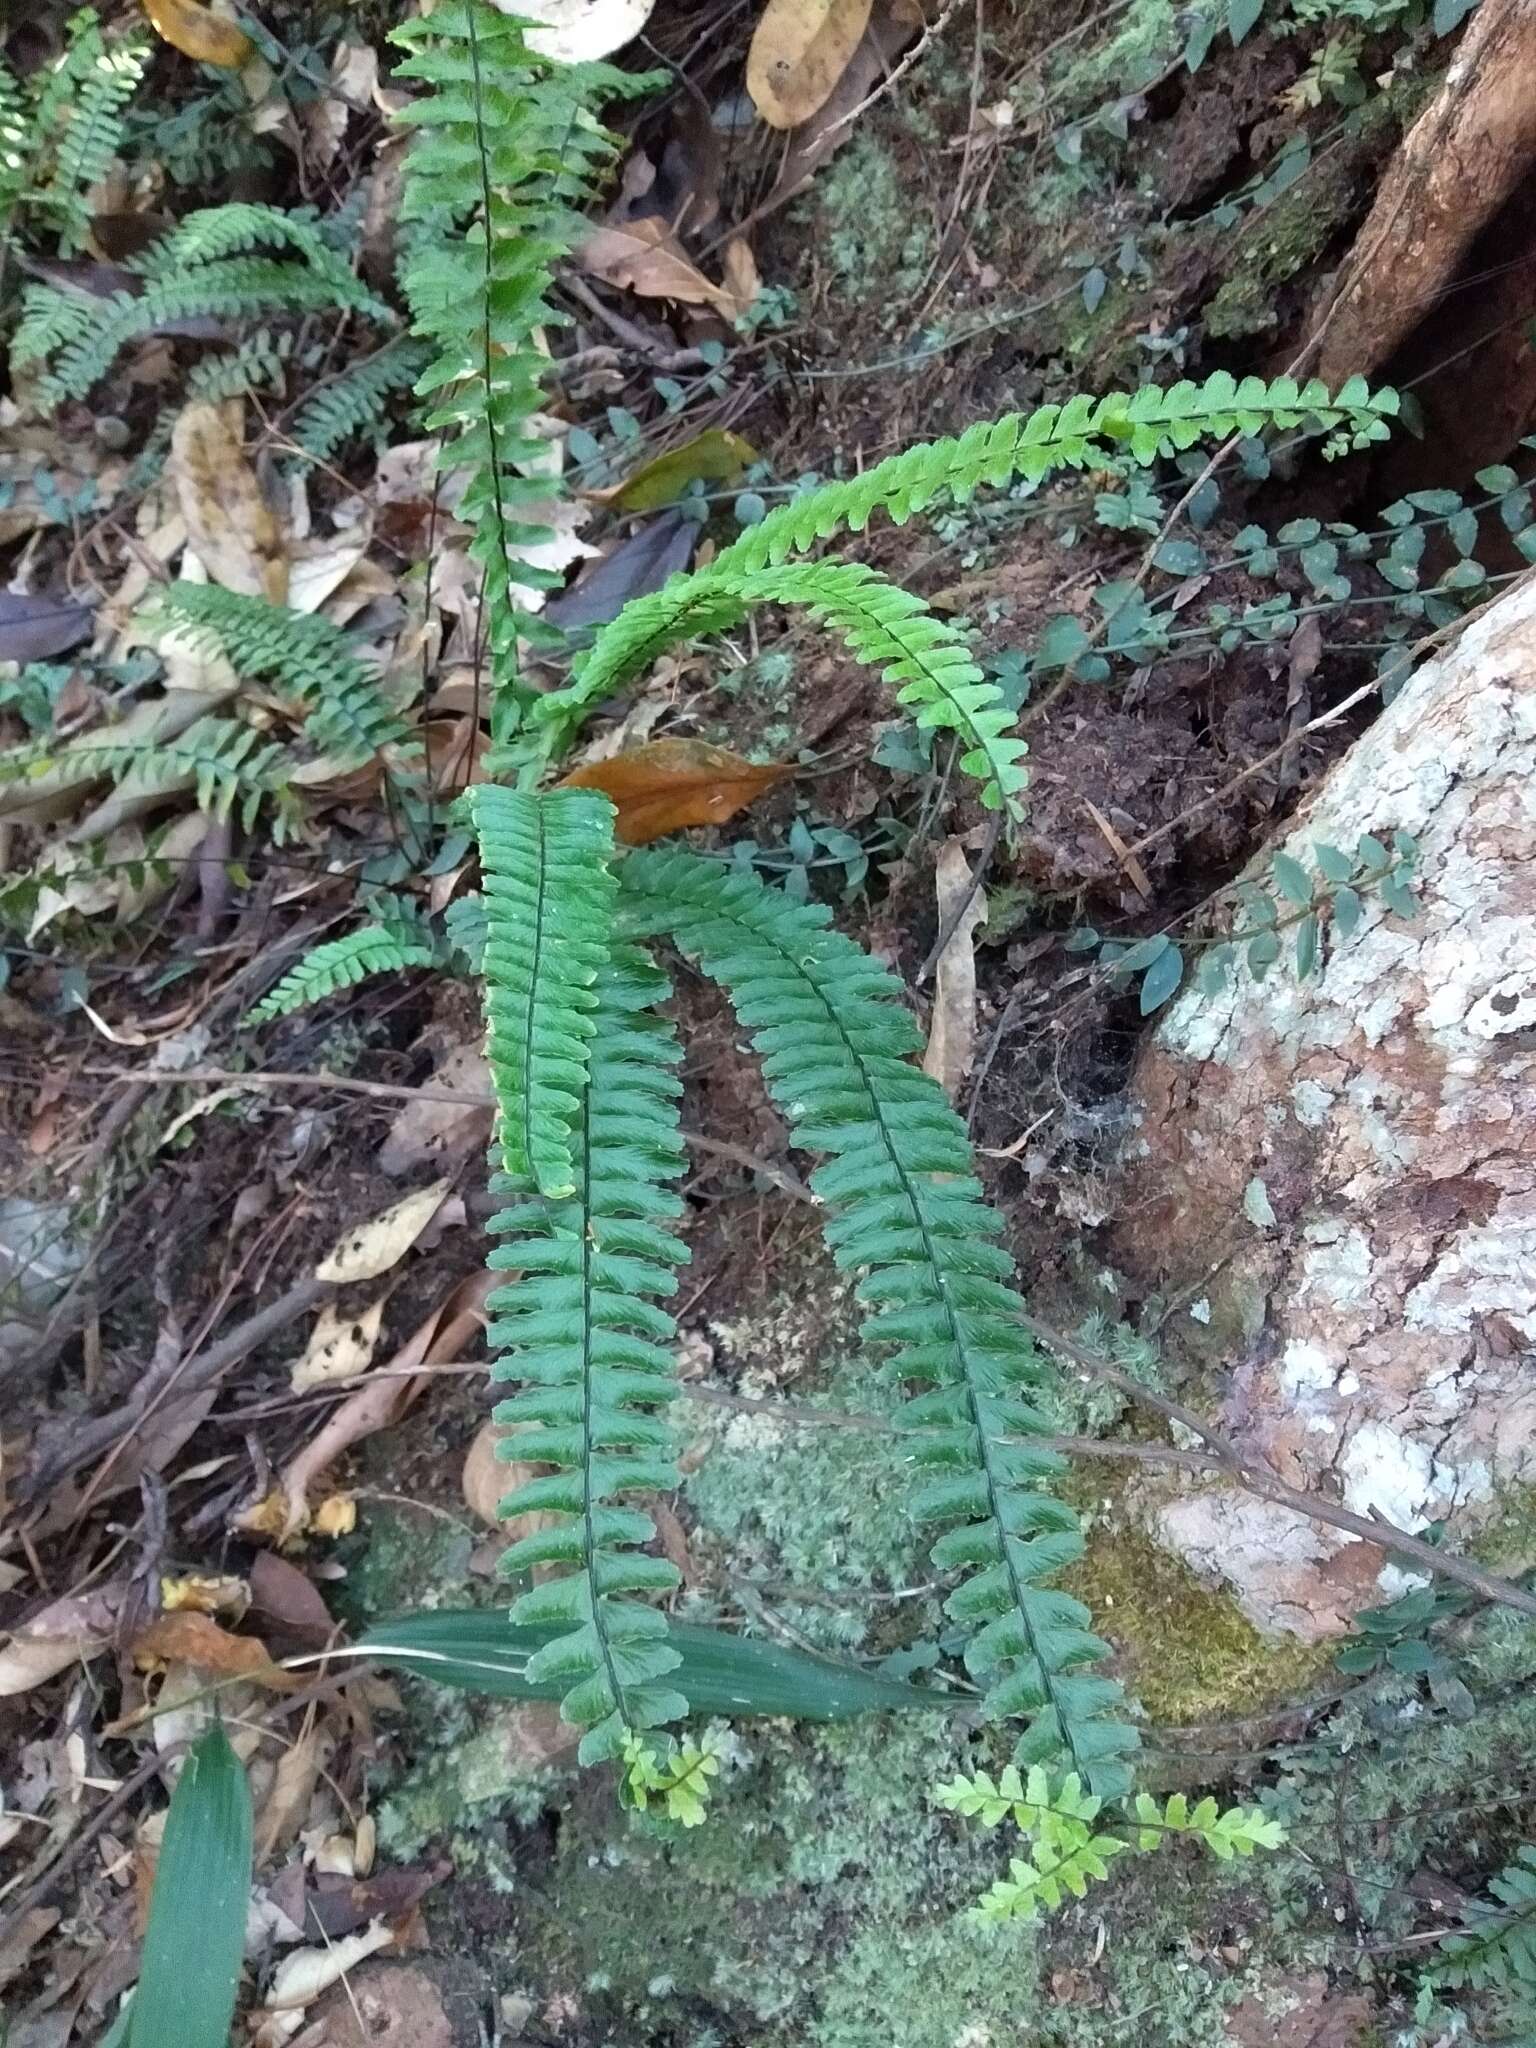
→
(26, 15, 146, 254)
(619, 848, 1139, 1792)
(291, 337, 432, 462)
(531, 374, 1396, 789)
(461, 786, 616, 1199)
(146, 585, 414, 767)
(391, 0, 650, 726)
(246, 918, 438, 1025)
(1429, 1845, 1536, 1997)
(485, 945, 689, 1762)
(0, 716, 296, 834)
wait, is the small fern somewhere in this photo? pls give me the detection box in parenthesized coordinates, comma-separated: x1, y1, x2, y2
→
(246, 911, 438, 1025)
(530, 375, 1398, 803)
(146, 585, 415, 768)
(10, 11, 146, 256)
(1426, 1845, 1536, 2001)
(0, 715, 297, 835)
(290, 337, 432, 463)
(485, 942, 690, 1763)
(15, 204, 390, 409)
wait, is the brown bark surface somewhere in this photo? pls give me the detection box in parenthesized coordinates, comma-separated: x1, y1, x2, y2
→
(1121, 575, 1536, 1637)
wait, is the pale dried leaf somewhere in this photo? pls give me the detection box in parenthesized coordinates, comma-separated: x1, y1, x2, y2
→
(496, 0, 655, 59)
(170, 401, 289, 602)
(376, 1045, 492, 1177)
(291, 1298, 386, 1393)
(0, 1584, 125, 1697)
(314, 1179, 451, 1283)
(576, 217, 743, 316)
(922, 837, 986, 1101)
(747, 0, 875, 128)
(264, 1920, 395, 2011)
(256, 1729, 330, 1861)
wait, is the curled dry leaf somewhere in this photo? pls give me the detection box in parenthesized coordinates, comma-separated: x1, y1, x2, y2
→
(314, 1179, 452, 1284)
(256, 1727, 331, 1862)
(170, 402, 289, 602)
(559, 738, 792, 844)
(141, 0, 253, 67)
(747, 0, 875, 128)
(263, 1919, 395, 2013)
(0, 1582, 126, 1697)
(922, 837, 987, 1102)
(576, 217, 754, 319)
(291, 1297, 387, 1393)
(132, 1610, 294, 1687)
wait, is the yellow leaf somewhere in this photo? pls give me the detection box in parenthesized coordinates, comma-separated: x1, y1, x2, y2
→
(559, 738, 792, 844)
(314, 1178, 451, 1284)
(312, 1494, 357, 1538)
(747, 0, 875, 129)
(608, 429, 759, 514)
(141, 0, 253, 68)
(291, 1297, 386, 1393)
(159, 1573, 248, 1616)
(169, 401, 288, 601)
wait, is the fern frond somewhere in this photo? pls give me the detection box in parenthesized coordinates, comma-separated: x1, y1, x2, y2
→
(0, 57, 30, 229)
(1432, 1846, 1536, 1995)
(291, 338, 431, 463)
(533, 376, 1397, 787)
(246, 918, 437, 1024)
(620, 849, 1139, 1792)
(485, 943, 689, 1762)
(147, 585, 414, 767)
(462, 785, 616, 1199)
(5, 715, 296, 834)
(185, 328, 293, 408)
(391, 0, 650, 728)
(29, 16, 146, 254)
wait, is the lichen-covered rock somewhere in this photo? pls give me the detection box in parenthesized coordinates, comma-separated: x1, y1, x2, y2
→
(1124, 577, 1536, 1638)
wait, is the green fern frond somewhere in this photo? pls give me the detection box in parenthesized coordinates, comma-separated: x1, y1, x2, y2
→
(462, 785, 616, 1199)
(1431, 1845, 1536, 1995)
(291, 337, 432, 463)
(443, 891, 488, 974)
(391, 0, 651, 730)
(484, 943, 689, 1761)
(185, 328, 293, 408)
(147, 585, 414, 767)
(619, 848, 1139, 1792)
(532, 374, 1395, 785)
(2, 715, 296, 834)
(24, 14, 146, 255)
(0, 57, 31, 229)
(246, 916, 437, 1025)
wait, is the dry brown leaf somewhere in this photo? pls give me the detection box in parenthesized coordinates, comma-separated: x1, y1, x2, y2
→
(140, 0, 253, 67)
(0, 1583, 125, 1697)
(747, 0, 875, 129)
(377, 1044, 492, 1177)
(770, 0, 924, 199)
(170, 402, 288, 601)
(576, 217, 745, 317)
(132, 1611, 293, 1687)
(495, 0, 656, 59)
(559, 738, 792, 844)
(315, 1179, 451, 1284)
(720, 238, 762, 321)
(922, 837, 987, 1102)
(256, 1728, 331, 1861)
(461, 1419, 558, 1549)
(292, 1298, 386, 1393)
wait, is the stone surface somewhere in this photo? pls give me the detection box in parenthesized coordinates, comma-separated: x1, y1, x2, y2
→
(1123, 577, 1536, 1637)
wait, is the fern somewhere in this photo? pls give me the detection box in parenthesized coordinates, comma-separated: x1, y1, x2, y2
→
(391, 1, 652, 732)
(291, 337, 432, 463)
(186, 329, 294, 409)
(484, 943, 689, 1762)
(147, 585, 414, 768)
(0, 715, 296, 835)
(461, 785, 617, 1199)
(247, 913, 437, 1025)
(1429, 1845, 1536, 1999)
(0, 56, 30, 234)
(15, 204, 390, 409)
(530, 375, 1398, 801)
(21, 12, 146, 255)
(619, 846, 1139, 1792)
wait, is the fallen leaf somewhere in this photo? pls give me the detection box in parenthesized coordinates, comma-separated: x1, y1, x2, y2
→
(607, 429, 759, 514)
(770, 0, 923, 199)
(247, 1553, 335, 1649)
(922, 837, 987, 1102)
(256, 1728, 330, 1861)
(160, 1573, 248, 1616)
(263, 1920, 395, 2012)
(543, 510, 696, 630)
(0, 592, 93, 664)
(461, 1418, 555, 1539)
(0, 1584, 125, 1697)
(169, 401, 289, 602)
(287, 526, 371, 615)
(576, 217, 747, 317)
(377, 1044, 492, 1177)
(132, 1611, 292, 1686)
(498, 0, 656, 59)
(720, 237, 762, 321)
(559, 738, 792, 844)
(292, 1297, 387, 1393)
(314, 1179, 452, 1283)
(140, 0, 253, 67)
(748, 0, 875, 129)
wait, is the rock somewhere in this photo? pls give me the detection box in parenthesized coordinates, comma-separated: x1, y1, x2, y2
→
(1122, 578, 1536, 1638)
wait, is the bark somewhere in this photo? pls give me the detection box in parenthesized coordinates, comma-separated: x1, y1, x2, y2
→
(1314, 0, 1536, 388)
(1121, 574, 1536, 1639)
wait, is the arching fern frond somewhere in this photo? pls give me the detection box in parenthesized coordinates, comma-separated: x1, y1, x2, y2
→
(1429, 1844, 1536, 2000)
(462, 785, 616, 1199)
(485, 943, 689, 1761)
(0, 714, 294, 830)
(619, 848, 1139, 1794)
(531, 375, 1397, 786)
(147, 585, 414, 767)
(291, 337, 432, 463)
(246, 913, 437, 1025)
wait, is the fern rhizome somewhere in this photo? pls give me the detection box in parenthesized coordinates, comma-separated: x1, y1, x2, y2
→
(230, 0, 1397, 1820)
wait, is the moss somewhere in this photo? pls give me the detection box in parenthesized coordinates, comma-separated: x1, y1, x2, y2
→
(376, 1698, 568, 1864)
(1474, 1482, 1536, 1573)
(804, 134, 935, 311)
(327, 1498, 477, 1634)
(1061, 1515, 1332, 1724)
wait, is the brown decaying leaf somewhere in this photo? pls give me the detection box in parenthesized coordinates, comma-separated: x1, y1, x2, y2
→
(747, 0, 875, 129)
(169, 402, 288, 602)
(141, 0, 253, 67)
(575, 217, 757, 320)
(0, 1583, 127, 1698)
(559, 738, 792, 845)
(922, 837, 987, 1102)
(132, 1609, 295, 1687)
